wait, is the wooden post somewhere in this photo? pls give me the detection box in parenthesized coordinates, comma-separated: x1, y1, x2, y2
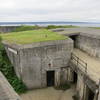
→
(85, 64, 87, 74)
(77, 57, 79, 66)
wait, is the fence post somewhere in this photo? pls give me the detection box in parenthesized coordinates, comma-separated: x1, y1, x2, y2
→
(85, 63, 87, 73)
(71, 53, 72, 59)
(77, 57, 79, 66)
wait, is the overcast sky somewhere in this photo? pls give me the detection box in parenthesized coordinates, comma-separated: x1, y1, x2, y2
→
(0, 0, 100, 22)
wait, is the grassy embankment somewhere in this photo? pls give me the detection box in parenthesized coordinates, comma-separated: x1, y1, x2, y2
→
(1, 29, 67, 44)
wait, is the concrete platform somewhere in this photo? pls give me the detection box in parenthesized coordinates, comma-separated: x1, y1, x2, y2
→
(73, 49, 100, 85)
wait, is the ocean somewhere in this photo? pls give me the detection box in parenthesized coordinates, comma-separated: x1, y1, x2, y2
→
(0, 22, 100, 27)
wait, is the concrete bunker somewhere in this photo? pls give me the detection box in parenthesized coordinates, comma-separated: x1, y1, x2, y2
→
(2, 29, 73, 89)
(3, 39, 73, 89)
(2, 28, 100, 100)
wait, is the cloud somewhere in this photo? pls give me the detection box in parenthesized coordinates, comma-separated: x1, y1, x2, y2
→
(0, 0, 100, 22)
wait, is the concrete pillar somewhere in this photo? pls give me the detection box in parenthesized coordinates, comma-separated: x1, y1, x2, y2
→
(55, 69, 60, 87)
(94, 91, 99, 100)
(82, 84, 87, 100)
(67, 68, 73, 82)
(76, 72, 85, 100)
(41, 70, 47, 88)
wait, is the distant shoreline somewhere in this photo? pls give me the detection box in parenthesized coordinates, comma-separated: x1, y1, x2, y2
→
(0, 21, 100, 27)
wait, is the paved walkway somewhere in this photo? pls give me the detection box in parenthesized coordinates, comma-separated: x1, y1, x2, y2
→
(73, 49, 100, 84)
(20, 87, 75, 100)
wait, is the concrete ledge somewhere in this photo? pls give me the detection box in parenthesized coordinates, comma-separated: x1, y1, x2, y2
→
(2, 38, 72, 49)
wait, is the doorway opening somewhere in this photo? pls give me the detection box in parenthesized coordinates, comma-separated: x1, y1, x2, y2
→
(72, 71, 78, 92)
(86, 86, 95, 100)
(46, 71, 55, 86)
(69, 35, 78, 48)
(73, 71, 78, 84)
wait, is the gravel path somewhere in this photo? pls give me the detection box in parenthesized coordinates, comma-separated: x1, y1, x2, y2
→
(20, 87, 75, 100)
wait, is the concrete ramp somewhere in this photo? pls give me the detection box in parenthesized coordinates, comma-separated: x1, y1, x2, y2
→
(0, 71, 21, 100)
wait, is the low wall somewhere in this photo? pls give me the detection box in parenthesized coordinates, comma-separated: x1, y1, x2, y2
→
(0, 26, 19, 33)
(0, 71, 21, 100)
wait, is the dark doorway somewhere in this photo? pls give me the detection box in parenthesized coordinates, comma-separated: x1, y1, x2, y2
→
(72, 71, 78, 93)
(73, 71, 78, 84)
(47, 71, 55, 86)
(69, 35, 78, 48)
(86, 86, 95, 100)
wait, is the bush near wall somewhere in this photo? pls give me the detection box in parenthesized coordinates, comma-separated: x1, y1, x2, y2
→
(46, 25, 78, 29)
(0, 37, 27, 94)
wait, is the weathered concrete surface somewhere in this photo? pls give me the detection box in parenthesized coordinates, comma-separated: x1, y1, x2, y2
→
(21, 87, 75, 100)
(69, 49, 100, 100)
(0, 26, 19, 33)
(0, 71, 21, 100)
(3, 39, 73, 89)
(55, 27, 100, 38)
(56, 27, 100, 59)
(76, 35, 100, 58)
(73, 49, 100, 84)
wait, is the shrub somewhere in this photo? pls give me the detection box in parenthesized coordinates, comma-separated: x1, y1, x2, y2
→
(12, 25, 40, 32)
(46, 25, 78, 29)
(0, 37, 27, 94)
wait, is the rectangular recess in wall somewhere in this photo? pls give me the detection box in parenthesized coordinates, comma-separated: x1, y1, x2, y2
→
(8, 48, 17, 55)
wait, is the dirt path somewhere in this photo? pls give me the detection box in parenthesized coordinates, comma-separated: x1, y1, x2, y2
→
(20, 87, 75, 100)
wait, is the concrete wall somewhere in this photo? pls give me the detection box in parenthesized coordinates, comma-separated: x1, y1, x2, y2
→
(77, 71, 85, 100)
(3, 39, 73, 89)
(0, 26, 19, 33)
(76, 34, 100, 59)
(0, 71, 21, 100)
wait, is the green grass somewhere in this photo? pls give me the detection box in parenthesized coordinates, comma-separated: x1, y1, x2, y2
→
(46, 25, 79, 29)
(12, 25, 41, 32)
(1, 29, 67, 44)
(11, 25, 79, 32)
(89, 27, 100, 29)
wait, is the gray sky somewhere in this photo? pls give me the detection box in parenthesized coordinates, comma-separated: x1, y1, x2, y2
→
(0, 0, 100, 22)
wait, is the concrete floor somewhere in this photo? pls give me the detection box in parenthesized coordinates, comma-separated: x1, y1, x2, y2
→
(20, 86, 75, 100)
(73, 49, 100, 84)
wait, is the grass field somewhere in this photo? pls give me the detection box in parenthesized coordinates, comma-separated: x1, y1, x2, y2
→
(0, 29, 67, 44)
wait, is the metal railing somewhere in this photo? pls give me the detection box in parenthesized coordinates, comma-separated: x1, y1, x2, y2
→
(71, 53, 87, 73)
(71, 53, 100, 93)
